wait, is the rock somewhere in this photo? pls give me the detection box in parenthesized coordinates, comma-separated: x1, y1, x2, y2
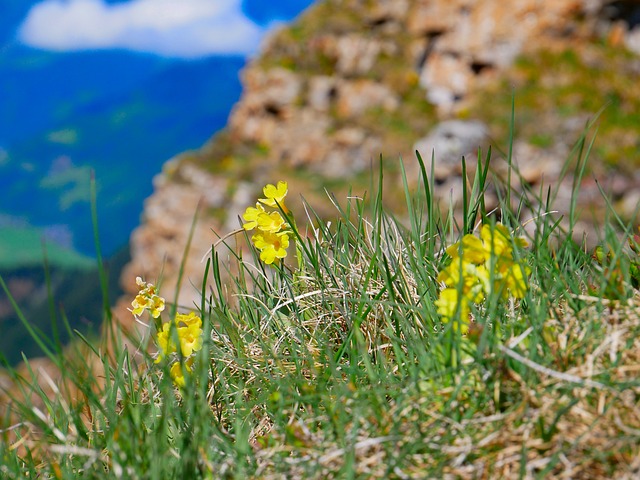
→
(334, 35, 394, 76)
(368, 0, 410, 25)
(272, 108, 332, 166)
(318, 135, 382, 178)
(625, 26, 640, 55)
(407, 1, 458, 35)
(333, 127, 367, 147)
(178, 164, 229, 208)
(307, 75, 338, 112)
(242, 67, 302, 111)
(419, 52, 474, 108)
(229, 67, 303, 141)
(412, 0, 589, 110)
(223, 181, 257, 233)
(336, 79, 399, 118)
(413, 120, 489, 168)
(618, 189, 640, 220)
(508, 141, 564, 187)
(122, 173, 224, 317)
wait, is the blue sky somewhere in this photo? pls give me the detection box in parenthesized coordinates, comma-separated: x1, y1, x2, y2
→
(17, 0, 313, 58)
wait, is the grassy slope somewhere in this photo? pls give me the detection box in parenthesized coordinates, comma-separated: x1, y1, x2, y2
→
(1, 142, 639, 478)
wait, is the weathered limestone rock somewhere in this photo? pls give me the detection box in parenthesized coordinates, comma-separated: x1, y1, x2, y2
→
(336, 79, 399, 117)
(420, 52, 476, 107)
(242, 67, 302, 111)
(333, 35, 396, 75)
(414, 120, 489, 167)
(411, 0, 590, 111)
(307, 75, 337, 112)
(367, 0, 410, 24)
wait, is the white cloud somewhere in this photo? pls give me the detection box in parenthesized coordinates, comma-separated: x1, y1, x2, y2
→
(18, 0, 265, 58)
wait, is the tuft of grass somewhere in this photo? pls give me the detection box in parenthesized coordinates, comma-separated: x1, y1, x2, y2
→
(2, 123, 640, 479)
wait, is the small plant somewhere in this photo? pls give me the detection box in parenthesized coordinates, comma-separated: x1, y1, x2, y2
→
(131, 278, 203, 387)
(435, 223, 530, 334)
(130, 276, 165, 318)
(242, 180, 293, 265)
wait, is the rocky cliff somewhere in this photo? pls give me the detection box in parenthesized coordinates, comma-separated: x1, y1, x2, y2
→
(107, 0, 640, 345)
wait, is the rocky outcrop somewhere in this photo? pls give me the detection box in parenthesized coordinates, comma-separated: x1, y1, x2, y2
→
(111, 0, 640, 340)
(411, 0, 596, 110)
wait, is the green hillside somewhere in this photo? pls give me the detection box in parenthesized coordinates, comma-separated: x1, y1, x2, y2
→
(0, 225, 94, 270)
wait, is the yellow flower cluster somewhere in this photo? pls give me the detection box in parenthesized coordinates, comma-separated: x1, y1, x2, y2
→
(435, 224, 530, 334)
(242, 181, 291, 265)
(155, 311, 203, 387)
(131, 277, 165, 318)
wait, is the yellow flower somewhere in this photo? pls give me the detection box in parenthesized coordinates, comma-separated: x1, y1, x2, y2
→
(156, 311, 203, 362)
(131, 293, 150, 317)
(178, 324, 203, 357)
(435, 223, 530, 329)
(155, 322, 176, 363)
(131, 277, 165, 318)
(481, 224, 528, 259)
(169, 359, 193, 388)
(242, 203, 266, 231)
(256, 211, 286, 233)
(479, 225, 529, 298)
(435, 288, 470, 334)
(437, 258, 486, 302)
(149, 295, 166, 319)
(252, 231, 290, 264)
(176, 311, 202, 329)
(504, 263, 530, 299)
(259, 181, 288, 210)
(438, 257, 475, 288)
(446, 234, 486, 264)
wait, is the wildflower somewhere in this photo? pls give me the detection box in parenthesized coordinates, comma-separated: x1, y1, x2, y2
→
(176, 311, 202, 329)
(242, 203, 266, 231)
(437, 257, 485, 297)
(503, 262, 531, 299)
(436, 223, 530, 332)
(155, 311, 203, 362)
(243, 180, 294, 265)
(178, 323, 203, 357)
(256, 211, 286, 233)
(480, 224, 529, 298)
(259, 181, 288, 210)
(155, 322, 176, 363)
(481, 223, 528, 259)
(435, 288, 471, 334)
(252, 231, 290, 264)
(131, 293, 149, 317)
(131, 277, 165, 318)
(169, 359, 193, 388)
(149, 295, 166, 319)
(445, 234, 486, 264)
